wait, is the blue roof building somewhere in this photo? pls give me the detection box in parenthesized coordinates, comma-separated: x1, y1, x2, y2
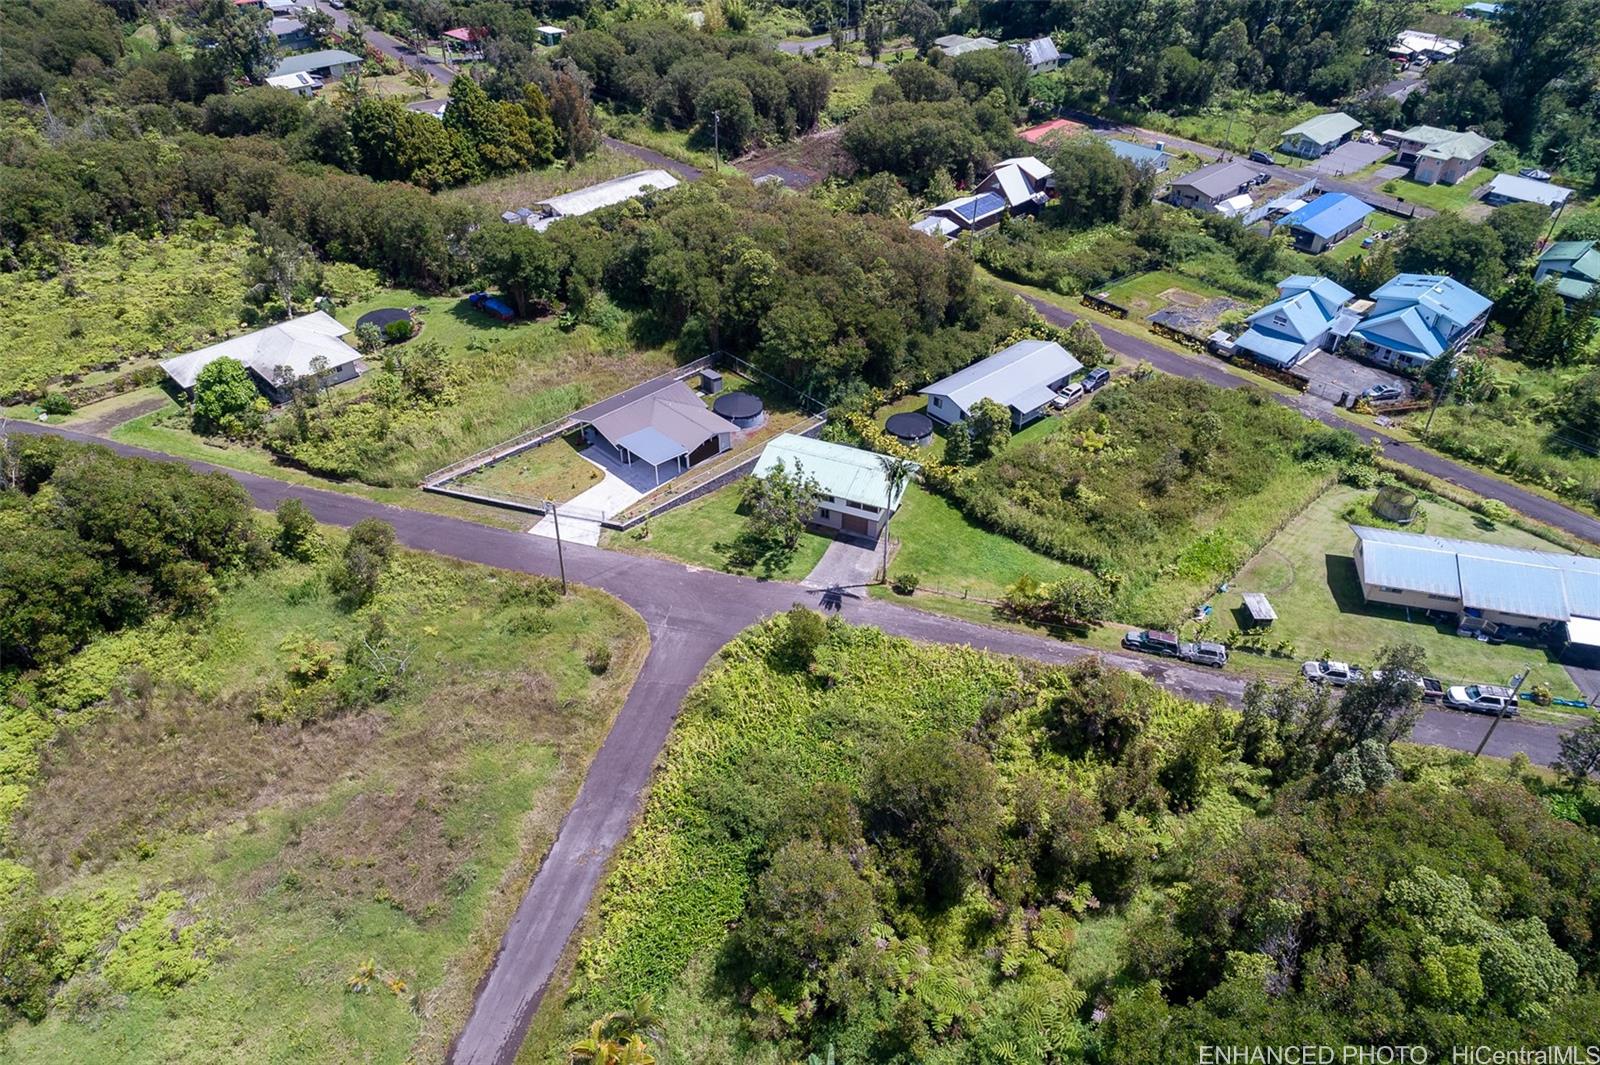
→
(1275, 193, 1375, 253)
(1233, 276, 1356, 369)
(1099, 137, 1171, 172)
(1350, 274, 1492, 370)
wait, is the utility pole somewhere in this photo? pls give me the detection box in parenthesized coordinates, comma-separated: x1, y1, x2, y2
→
(1473, 665, 1532, 758)
(544, 498, 568, 595)
(711, 110, 721, 171)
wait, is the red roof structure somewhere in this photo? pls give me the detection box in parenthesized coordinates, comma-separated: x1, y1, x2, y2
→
(442, 27, 484, 42)
(1018, 117, 1087, 144)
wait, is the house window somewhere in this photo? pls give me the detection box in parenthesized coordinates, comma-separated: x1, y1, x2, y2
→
(819, 508, 831, 518)
(854, 503, 879, 514)
(1381, 587, 1406, 594)
(1428, 594, 1457, 602)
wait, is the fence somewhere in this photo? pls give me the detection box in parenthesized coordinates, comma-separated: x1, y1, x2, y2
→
(420, 355, 717, 488)
(1080, 292, 1129, 318)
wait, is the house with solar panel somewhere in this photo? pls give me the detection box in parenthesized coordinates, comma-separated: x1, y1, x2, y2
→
(1233, 276, 1359, 369)
(580, 380, 739, 486)
(1274, 193, 1375, 254)
(976, 156, 1053, 215)
(926, 190, 1009, 233)
(1350, 525, 1600, 659)
(1278, 112, 1361, 159)
(1534, 241, 1600, 311)
(919, 339, 1084, 429)
(1348, 274, 1492, 370)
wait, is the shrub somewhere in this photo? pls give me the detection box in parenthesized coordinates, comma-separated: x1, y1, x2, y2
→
(38, 393, 74, 416)
(585, 644, 612, 675)
(328, 518, 396, 609)
(382, 318, 414, 343)
(891, 572, 920, 595)
(273, 498, 320, 560)
(774, 605, 827, 669)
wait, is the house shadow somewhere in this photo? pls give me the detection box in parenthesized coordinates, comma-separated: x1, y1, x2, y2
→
(1323, 553, 1369, 614)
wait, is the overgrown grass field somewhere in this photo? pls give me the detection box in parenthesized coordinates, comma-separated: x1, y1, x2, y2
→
(1, 535, 646, 1063)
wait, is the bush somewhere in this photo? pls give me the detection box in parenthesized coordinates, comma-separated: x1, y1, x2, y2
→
(273, 498, 320, 560)
(774, 605, 827, 669)
(585, 644, 612, 675)
(39, 393, 74, 416)
(891, 572, 920, 595)
(328, 518, 396, 609)
(382, 318, 414, 343)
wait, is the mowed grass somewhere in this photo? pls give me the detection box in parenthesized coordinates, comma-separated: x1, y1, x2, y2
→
(603, 483, 831, 582)
(1210, 485, 1584, 700)
(882, 484, 1080, 601)
(442, 148, 654, 214)
(456, 434, 604, 505)
(1102, 269, 1234, 317)
(1324, 211, 1406, 264)
(3, 540, 648, 1064)
(1379, 167, 1496, 213)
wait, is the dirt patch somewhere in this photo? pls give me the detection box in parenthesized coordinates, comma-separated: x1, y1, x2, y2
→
(734, 128, 846, 189)
(1157, 287, 1204, 308)
(1148, 294, 1248, 334)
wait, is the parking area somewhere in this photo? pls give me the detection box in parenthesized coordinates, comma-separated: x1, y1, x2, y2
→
(1297, 350, 1409, 403)
(1305, 141, 1392, 177)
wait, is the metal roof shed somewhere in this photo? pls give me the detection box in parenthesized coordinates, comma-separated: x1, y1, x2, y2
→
(1242, 593, 1277, 625)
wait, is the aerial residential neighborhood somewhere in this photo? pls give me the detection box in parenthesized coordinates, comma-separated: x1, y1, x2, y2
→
(4, 1, 1600, 1063)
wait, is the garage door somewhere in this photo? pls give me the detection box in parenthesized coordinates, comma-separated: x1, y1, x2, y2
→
(842, 514, 870, 535)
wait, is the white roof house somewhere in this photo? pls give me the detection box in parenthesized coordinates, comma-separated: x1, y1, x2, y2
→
(979, 158, 1051, 210)
(920, 339, 1084, 428)
(935, 34, 999, 57)
(160, 311, 358, 392)
(910, 215, 961, 240)
(504, 169, 680, 230)
(1392, 30, 1462, 61)
(265, 71, 320, 94)
(1483, 173, 1574, 210)
(754, 433, 916, 513)
(1009, 37, 1061, 73)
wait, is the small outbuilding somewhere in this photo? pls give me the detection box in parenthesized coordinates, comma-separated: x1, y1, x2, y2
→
(885, 411, 935, 447)
(712, 390, 765, 429)
(1241, 593, 1277, 628)
(699, 368, 723, 394)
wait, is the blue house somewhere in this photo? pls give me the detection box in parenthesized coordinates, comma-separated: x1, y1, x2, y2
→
(1350, 274, 1492, 370)
(1274, 193, 1374, 254)
(1099, 137, 1171, 173)
(1233, 276, 1357, 368)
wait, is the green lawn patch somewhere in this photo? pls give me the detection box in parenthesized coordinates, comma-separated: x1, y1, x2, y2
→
(884, 483, 1080, 602)
(1102, 269, 1236, 318)
(455, 435, 604, 505)
(1323, 211, 1405, 264)
(2, 538, 647, 1064)
(603, 483, 832, 582)
(1139, 94, 1325, 154)
(1379, 167, 1495, 214)
(1208, 484, 1585, 700)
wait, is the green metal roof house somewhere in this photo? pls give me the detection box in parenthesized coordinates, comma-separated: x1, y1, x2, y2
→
(754, 433, 918, 539)
(1279, 112, 1361, 159)
(1535, 241, 1600, 309)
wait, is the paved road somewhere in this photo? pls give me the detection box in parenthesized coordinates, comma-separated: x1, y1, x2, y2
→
(1012, 289, 1600, 545)
(314, 1, 458, 85)
(599, 136, 704, 182)
(12, 418, 1579, 1064)
(776, 32, 834, 55)
(1062, 110, 1434, 219)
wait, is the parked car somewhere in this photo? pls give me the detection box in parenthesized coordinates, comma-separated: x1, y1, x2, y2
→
(1302, 659, 1364, 686)
(1249, 150, 1275, 165)
(1082, 367, 1112, 392)
(1123, 629, 1182, 657)
(1180, 641, 1229, 667)
(1371, 668, 1446, 701)
(1445, 683, 1520, 716)
(1362, 383, 1405, 403)
(1051, 383, 1085, 409)
(1519, 168, 1552, 182)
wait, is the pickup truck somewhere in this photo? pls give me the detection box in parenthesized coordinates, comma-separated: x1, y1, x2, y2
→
(1180, 641, 1229, 667)
(1123, 629, 1182, 657)
(1370, 669, 1445, 702)
(1302, 659, 1364, 686)
(1445, 684, 1520, 716)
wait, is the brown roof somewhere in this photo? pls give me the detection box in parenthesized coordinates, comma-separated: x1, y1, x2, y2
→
(588, 379, 738, 453)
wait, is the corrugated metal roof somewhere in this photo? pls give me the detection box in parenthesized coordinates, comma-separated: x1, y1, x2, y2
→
(1101, 139, 1170, 169)
(1174, 160, 1261, 199)
(1485, 173, 1574, 207)
(270, 49, 361, 77)
(616, 426, 685, 466)
(1234, 328, 1307, 367)
(754, 434, 918, 510)
(1280, 276, 1355, 317)
(1247, 290, 1334, 343)
(1278, 193, 1374, 241)
(160, 311, 354, 389)
(1354, 306, 1446, 359)
(1282, 112, 1361, 146)
(1360, 538, 1462, 598)
(589, 380, 737, 454)
(1458, 555, 1569, 618)
(1369, 274, 1492, 331)
(535, 170, 679, 224)
(919, 339, 1083, 415)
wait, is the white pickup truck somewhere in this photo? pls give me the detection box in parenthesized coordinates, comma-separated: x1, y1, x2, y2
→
(1444, 684, 1520, 716)
(1302, 659, 1363, 686)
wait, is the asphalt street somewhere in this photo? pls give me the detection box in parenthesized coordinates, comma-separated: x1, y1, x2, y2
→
(12, 418, 1579, 1064)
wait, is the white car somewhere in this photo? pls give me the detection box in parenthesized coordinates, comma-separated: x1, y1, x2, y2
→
(1445, 684, 1519, 716)
(1050, 383, 1085, 410)
(1302, 659, 1363, 686)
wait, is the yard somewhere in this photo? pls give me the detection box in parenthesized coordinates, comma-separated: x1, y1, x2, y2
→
(1323, 211, 1406, 264)
(441, 147, 653, 214)
(454, 434, 603, 505)
(1378, 166, 1496, 214)
(2, 539, 646, 1064)
(601, 481, 831, 582)
(1101, 269, 1252, 330)
(1137, 92, 1326, 155)
(1207, 483, 1586, 703)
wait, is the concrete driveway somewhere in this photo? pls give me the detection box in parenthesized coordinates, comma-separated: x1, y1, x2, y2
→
(803, 533, 881, 590)
(1297, 350, 1410, 405)
(1305, 141, 1393, 177)
(529, 449, 644, 545)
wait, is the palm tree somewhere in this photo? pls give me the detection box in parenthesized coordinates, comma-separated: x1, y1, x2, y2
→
(336, 70, 367, 108)
(875, 454, 918, 582)
(406, 65, 437, 98)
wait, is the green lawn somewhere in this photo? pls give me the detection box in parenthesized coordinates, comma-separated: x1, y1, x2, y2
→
(883, 484, 1081, 602)
(1324, 212, 1406, 264)
(1138, 94, 1325, 154)
(1102, 269, 1238, 320)
(1208, 484, 1586, 702)
(2, 541, 647, 1064)
(1379, 167, 1496, 213)
(602, 484, 831, 582)
(441, 148, 651, 215)
(455, 434, 603, 506)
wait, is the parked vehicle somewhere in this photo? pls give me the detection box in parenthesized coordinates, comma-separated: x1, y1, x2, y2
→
(1180, 641, 1229, 667)
(1082, 367, 1112, 392)
(1302, 659, 1364, 686)
(1362, 383, 1405, 403)
(1519, 168, 1552, 182)
(1249, 150, 1275, 165)
(1445, 683, 1520, 716)
(1123, 629, 1182, 657)
(1051, 383, 1085, 410)
(1371, 668, 1446, 701)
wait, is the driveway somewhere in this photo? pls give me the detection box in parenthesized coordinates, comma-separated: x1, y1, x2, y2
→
(803, 532, 881, 590)
(12, 419, 1589, 1065)
(529, 450, 643, 545)
(1296, 350, 1409, 405)
(1304, 141, 1392, 177)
